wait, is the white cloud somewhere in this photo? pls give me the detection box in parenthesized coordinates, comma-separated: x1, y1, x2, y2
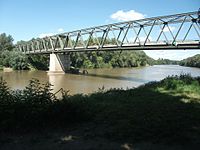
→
(128, 36, 153, 43)
(39, 33, 54, 38)
(110, 10, 145, 21)
(58, 28, 64, 32)
(163, 26, 176, 32)
(38, 28, 64, 38)
(139, 36, 153, 42)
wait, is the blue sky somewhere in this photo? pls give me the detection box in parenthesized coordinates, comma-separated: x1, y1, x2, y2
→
(0, 0, 199, 60)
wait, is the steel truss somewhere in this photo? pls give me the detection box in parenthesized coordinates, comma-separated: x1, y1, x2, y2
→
(17, 11, 200, 54)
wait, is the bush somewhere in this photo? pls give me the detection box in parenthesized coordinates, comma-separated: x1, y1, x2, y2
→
(0, 50, 29, 70)
(0, 77, 13, 103)
(28, 55, 49, 70)
(9, 51, 29, 70)
(0, 78, 90, 130)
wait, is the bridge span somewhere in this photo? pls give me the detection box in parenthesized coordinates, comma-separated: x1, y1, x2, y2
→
(16, 11, 200, 73)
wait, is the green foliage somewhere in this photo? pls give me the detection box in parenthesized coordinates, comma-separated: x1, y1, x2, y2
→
(180, 54, 200, 68)
(0, 50, 10, 67)
(28, 55, 49, 70)
(70, 50, 155, 69)
(0, 78, 89, 130)
(19, 79, 56, 103)
(0, 65, 3, 70)
(69, 37, 156, 69)
(154, 58, 179, 65)
(0, 77, 12, 103)
(0, 50, 29, 69)
(82, 59, 94, 68)
(0, 33, 29, 70)
(0, 33, 14, 52)
(9, 50, 29, 70)
(160, 74, 200, 97)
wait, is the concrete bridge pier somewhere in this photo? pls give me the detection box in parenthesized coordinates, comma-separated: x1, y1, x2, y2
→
(48, 53, 70, 74)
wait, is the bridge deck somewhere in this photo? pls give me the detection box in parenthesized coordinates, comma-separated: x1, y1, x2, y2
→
(25, 41, 199, 54)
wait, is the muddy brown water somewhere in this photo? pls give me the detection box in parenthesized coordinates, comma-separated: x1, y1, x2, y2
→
(0, 65, 200, 96)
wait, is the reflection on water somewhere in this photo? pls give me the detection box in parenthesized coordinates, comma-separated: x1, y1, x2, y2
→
(0, 65, 200, 95)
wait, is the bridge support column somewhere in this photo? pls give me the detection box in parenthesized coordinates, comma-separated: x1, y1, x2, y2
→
(48, 53, 70, 74)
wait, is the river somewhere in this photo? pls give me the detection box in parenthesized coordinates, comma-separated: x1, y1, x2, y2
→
(0, 65, 200, 95)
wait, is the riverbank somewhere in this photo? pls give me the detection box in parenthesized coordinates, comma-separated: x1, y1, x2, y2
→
(0, 74, 200, 149)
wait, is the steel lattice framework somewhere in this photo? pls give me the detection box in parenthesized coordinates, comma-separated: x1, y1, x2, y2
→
(17, 11, 200, 54)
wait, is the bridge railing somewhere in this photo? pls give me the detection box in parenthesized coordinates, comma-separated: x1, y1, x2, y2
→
(16, 11, 200, 53)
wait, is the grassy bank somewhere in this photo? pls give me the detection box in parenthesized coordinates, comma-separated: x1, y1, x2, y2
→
(0, 75, 200, 149)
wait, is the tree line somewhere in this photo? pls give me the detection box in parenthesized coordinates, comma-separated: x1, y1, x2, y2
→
(1, 33, 199, 70)
(180, 54, 200, 68)
(0, 33, 29, 70)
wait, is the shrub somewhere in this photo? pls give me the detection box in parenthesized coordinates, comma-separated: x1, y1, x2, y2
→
(0, 50, 29, 70)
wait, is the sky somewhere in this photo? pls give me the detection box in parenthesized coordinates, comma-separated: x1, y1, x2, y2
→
(0, 0, 199, 60)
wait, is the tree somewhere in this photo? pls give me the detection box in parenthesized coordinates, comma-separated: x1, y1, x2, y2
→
(0, 50, 29, 70)
(9, 51, 29, 70)
(0, 33, 14, 52)
(180, 54, 200, 68)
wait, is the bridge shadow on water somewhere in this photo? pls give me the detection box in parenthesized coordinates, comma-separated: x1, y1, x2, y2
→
(84, 73, 151, 83)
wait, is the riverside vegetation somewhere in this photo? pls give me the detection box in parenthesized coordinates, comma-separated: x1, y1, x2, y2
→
(0, 33, 156, 70)
(0, 33, 189, 71)
(180, 54, 200, 68)
(0, 74, 200, 149)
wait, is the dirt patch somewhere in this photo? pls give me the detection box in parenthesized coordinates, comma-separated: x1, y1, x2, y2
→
(0, 123, 198, 150)
(3, 67, 13, 72)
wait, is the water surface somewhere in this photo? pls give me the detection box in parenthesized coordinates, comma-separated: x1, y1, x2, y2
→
(0, 65, 199, 95)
